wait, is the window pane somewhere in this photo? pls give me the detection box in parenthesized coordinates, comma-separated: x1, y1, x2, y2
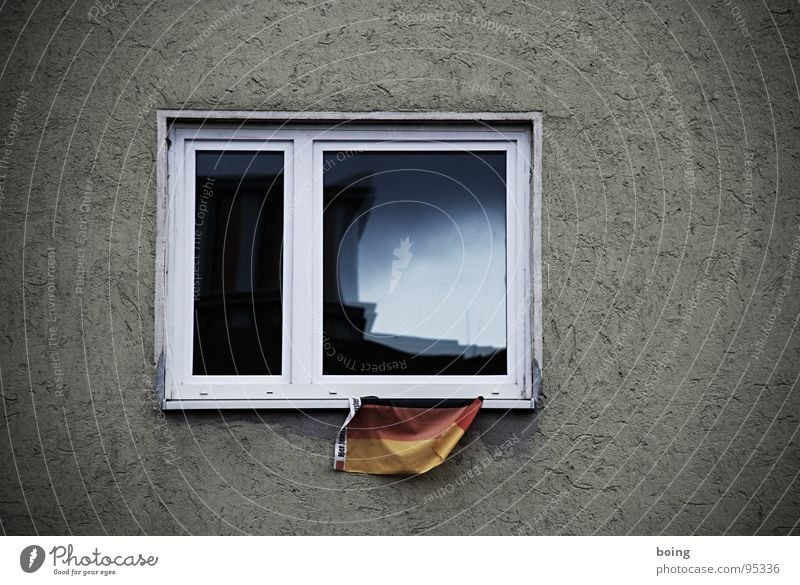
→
(322, 150, 507, 376)
(193, 151, 284, 375)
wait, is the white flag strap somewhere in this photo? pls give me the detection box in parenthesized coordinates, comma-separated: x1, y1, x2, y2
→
(333, 397, 361, 470)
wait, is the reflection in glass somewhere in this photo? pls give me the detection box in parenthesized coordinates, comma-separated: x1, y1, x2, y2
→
(193, 151, 284, 375)
(323, 150, 507, 375)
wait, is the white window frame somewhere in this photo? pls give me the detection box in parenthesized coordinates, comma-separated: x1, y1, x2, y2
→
(155, 111, 543, 410)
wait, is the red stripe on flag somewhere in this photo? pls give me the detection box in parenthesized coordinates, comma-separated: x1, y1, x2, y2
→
(345, 398, 482, 441)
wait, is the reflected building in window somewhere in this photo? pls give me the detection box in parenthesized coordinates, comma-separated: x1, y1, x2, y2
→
(323, 150, 508, 376)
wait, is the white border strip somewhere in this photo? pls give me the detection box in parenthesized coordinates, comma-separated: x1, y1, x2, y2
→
(163, 398, 533, 410)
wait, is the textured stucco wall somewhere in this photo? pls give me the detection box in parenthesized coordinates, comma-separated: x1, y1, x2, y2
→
(1, 0, 799, 535)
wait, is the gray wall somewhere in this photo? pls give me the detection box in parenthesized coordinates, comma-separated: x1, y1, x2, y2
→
(1, 0, 798, 535)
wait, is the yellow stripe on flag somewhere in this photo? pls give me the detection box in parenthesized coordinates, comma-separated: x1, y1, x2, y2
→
(343, 423, 466, 474)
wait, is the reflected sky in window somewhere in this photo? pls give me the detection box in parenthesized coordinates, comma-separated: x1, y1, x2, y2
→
(323, 150, 506, 375)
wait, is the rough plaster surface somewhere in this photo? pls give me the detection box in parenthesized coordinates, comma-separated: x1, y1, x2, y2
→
(0, 0, 798, 535)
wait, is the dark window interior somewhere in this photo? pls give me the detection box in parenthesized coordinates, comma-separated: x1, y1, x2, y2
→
(192, 151, 284, 375)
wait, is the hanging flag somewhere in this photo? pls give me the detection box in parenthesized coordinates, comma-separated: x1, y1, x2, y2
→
(333, 397, 483, 475)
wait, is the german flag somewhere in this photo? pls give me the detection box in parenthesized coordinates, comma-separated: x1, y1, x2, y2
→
(333, 397, 483, 475)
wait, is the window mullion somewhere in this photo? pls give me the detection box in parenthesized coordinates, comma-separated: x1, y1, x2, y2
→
(289, 133, 314, 384)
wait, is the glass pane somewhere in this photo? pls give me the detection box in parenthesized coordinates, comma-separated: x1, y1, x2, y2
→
(193, 151, 284, 375)
(322, 150, 507, 376)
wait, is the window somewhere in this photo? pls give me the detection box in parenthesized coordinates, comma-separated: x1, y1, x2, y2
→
(155, 112, 542, 409)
